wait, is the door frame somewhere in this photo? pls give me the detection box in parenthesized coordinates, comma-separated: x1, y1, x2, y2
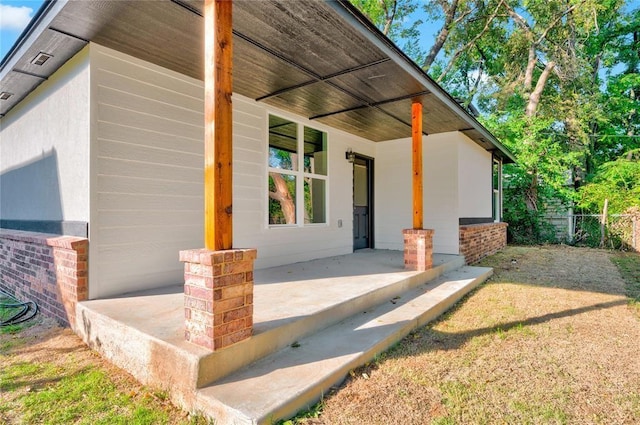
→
(352, 153, 375, 250)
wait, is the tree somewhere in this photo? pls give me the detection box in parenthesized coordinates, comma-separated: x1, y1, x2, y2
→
(352, 0, 638, 241)
(349, 0, 426, 62)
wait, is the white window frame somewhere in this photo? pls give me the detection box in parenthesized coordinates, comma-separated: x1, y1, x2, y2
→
(492, 157, 503, 222)
(267, 114, 329, 228)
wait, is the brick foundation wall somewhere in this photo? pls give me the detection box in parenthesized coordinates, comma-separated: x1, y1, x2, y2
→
(0, 229, 88, 328)
(459, 222, 508, 265)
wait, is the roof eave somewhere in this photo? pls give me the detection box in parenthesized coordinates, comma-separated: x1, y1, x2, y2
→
(329, 0, 516, 164)
(0, 0, 67, 78)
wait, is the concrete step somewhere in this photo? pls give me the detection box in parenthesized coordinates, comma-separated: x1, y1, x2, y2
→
(195, 254, 466, 387)
(193, 265, 492, 425)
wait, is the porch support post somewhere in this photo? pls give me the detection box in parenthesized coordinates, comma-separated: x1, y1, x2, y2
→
(205, 0, 233, 251)
(181, 0, 256, 351)
(412, 100, 423, 230)
(403, 99, 434, 271)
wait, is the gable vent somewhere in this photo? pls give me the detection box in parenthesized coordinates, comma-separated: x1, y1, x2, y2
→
(31, 52, 53, 66)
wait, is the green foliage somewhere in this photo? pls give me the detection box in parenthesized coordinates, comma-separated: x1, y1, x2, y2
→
(350, 0, 639, 244)
(502, 165, 558, 244)
(578, 150, 640, 213)
(349, 0, 425, 63)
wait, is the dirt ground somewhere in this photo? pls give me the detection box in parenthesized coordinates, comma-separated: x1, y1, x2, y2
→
(305, 245, 640, 424)
(2, 245, 639, 424)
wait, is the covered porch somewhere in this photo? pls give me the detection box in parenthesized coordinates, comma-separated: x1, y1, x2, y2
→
(75, 249, 492, 423)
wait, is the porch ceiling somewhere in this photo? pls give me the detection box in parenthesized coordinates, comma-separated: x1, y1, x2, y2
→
(0, 0, 515, 163)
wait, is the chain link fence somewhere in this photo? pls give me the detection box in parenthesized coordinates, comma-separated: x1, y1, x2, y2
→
(544, 210, 639, 251)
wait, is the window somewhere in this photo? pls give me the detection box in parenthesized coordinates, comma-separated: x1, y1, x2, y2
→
(492, 157, 502, 222)
(268, 115, 327, 226)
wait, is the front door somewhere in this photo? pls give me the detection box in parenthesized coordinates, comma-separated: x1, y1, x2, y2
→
(353, 156, 373, 250)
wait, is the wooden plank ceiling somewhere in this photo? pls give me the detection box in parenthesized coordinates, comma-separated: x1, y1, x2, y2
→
(0, 0, 513, 160)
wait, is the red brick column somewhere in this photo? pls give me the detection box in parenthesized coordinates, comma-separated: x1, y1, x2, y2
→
(49, 236, 88, 331)
(403, 229, 434, 271)
(179, 248, 256, 351)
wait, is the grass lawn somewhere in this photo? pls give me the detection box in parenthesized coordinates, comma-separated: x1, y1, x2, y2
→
(0, 310, 212, 424)
(286, 245, 640, 424)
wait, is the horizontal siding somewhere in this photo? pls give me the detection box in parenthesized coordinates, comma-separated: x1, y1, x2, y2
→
(91, 44, 204, 298)
(90, 44, 376, 297)
(231, 95, 371, 269)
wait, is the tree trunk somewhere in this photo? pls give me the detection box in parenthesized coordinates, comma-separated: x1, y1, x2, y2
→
(423, 0, 459, 72)
(526, 61, 555, 117)
(524, 46, 536, 93)
(269, 173, 296, 224)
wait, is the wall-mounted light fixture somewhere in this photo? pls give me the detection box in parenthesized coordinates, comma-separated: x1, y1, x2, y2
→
(345, 148, 355, 163)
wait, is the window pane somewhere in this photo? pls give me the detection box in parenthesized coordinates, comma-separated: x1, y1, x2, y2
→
(269, 115, 298, 171)
(303, 126, 327, 176)
(269, 172, 297, 225)
(304, 178, 326, 224)
(354, 164, 368, 207)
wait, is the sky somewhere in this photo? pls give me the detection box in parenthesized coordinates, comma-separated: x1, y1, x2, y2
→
(1, 0, 44, 60)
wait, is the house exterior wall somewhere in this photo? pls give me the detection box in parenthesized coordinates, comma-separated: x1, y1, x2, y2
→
(458, 134, 492, 219)
(89, 44, 205, 298)
(233, 101, 373, 269)
(375, 132, 462, 254)
(88, 44, 373, 298)
(424, 133, 460, 254)
(375, 132, 496, 255)
(0, 47, 90, 227)
(374, 138, 412, 250)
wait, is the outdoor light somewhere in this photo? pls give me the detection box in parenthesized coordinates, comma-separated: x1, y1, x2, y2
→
(345, 148, 355, 163)
(0, 92, 13, 101)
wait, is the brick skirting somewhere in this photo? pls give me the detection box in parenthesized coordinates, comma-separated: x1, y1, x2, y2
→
(0, 229, 88, 328)
(460, 223, 508, 264)
(459, 222, 507, 264)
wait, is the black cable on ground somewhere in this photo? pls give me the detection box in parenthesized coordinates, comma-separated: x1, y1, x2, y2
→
(0, 289, 39, 327)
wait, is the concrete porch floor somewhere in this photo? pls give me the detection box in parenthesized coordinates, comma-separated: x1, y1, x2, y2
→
(75, 250, 491, 424)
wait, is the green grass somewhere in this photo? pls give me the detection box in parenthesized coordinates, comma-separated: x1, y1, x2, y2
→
(0, 360, 193, 424)
(0, 294, 37, 334)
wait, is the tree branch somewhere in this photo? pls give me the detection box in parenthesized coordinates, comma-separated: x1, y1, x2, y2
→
(436, 0, 505, 83)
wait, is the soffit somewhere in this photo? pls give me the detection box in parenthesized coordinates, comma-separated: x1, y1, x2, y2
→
(0, 0, 515, 163)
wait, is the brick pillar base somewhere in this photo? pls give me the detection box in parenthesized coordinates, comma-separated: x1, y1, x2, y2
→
(179, 248, 257, 351)
(403, 229, 434, 271)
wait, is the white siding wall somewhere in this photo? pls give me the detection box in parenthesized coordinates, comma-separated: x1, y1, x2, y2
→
(233, 100, 374, 269)
(0, 47, 90, 222)
(375, 132, 489, 255)
(374, 139, 411, 250)
(424, 133, 460, 254)
(89, 44, 204, 298)
(89, 44, 374, 297)
(458, 134, 492, 218)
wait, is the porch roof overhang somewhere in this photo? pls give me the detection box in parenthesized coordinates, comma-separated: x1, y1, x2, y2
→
(0, 0, 515, 164)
